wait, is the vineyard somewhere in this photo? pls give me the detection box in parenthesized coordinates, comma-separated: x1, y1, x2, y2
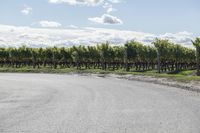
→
(0, 38, 200, 75)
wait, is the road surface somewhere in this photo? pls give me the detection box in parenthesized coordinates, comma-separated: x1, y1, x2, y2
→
(0, 73, 200, 133)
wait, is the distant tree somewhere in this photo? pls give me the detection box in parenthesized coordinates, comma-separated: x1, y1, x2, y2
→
(124, 41, 138, 71)
(97, 42, 112, 70)
(0, 41, 196, 74)
(153, 38, 172, 73)
(192, 38, 200, 76)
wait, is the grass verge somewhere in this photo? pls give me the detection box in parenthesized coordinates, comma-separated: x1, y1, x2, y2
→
(0, 67, 200, 82)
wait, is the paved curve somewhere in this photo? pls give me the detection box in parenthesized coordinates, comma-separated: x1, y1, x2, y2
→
(0, 73, 200, 133)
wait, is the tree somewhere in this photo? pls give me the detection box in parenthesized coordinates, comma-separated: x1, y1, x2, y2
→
(192, 38, 200, 76)
(60, 47, 72, 68)
(0, 41, 196, 74)
(87, 46, 100, 69)
(153, 39, 172, 73)
(0, 48, 9, 67)
(31, 48, 38, 68)
(71, 45, 86, 69)
(124, 41, 138, 71)
(97, 42, 112, 70)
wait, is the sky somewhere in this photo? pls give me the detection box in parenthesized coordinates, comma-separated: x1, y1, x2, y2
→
(0, 0, 199, 47)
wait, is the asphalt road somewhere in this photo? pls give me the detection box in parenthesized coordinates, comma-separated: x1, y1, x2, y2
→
(0, 73, 200, 133)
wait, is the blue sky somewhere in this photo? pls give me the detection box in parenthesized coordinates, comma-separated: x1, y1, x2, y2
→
(0, 0, 199, 47)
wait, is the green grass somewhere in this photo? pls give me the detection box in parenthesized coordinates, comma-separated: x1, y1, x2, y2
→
(0, 67, 200, 82)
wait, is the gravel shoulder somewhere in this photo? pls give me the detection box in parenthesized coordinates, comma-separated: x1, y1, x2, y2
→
(79, 73, 200, 93)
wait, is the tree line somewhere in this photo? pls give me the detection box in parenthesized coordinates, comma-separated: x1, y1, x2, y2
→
(0, 38, 200, 75)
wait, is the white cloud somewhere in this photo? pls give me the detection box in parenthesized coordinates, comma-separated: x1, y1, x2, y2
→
(39, 21, 62, 28)
(48, 0, 104, 6)
(108, 0, 121, 3)
(103, 2, 117, 13)
(21, 5, 32, 15)
(48, 0, 121, 6)
(69, 25, 78, 28)
(0, 24, 195, 48)
(106, 7, 117, 13)
(158, 32, 194, 45)
(49, 0, 120, 17)
(102, 2, 111, 8)
(88, 14, 123, 24)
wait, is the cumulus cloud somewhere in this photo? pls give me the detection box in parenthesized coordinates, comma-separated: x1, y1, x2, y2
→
(0, 24, 195, 48)
(39, 21, 62, 28)
(21, 5, 32, 15)
(88, 14, 123, 24)
(158, 32, 194, 46)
